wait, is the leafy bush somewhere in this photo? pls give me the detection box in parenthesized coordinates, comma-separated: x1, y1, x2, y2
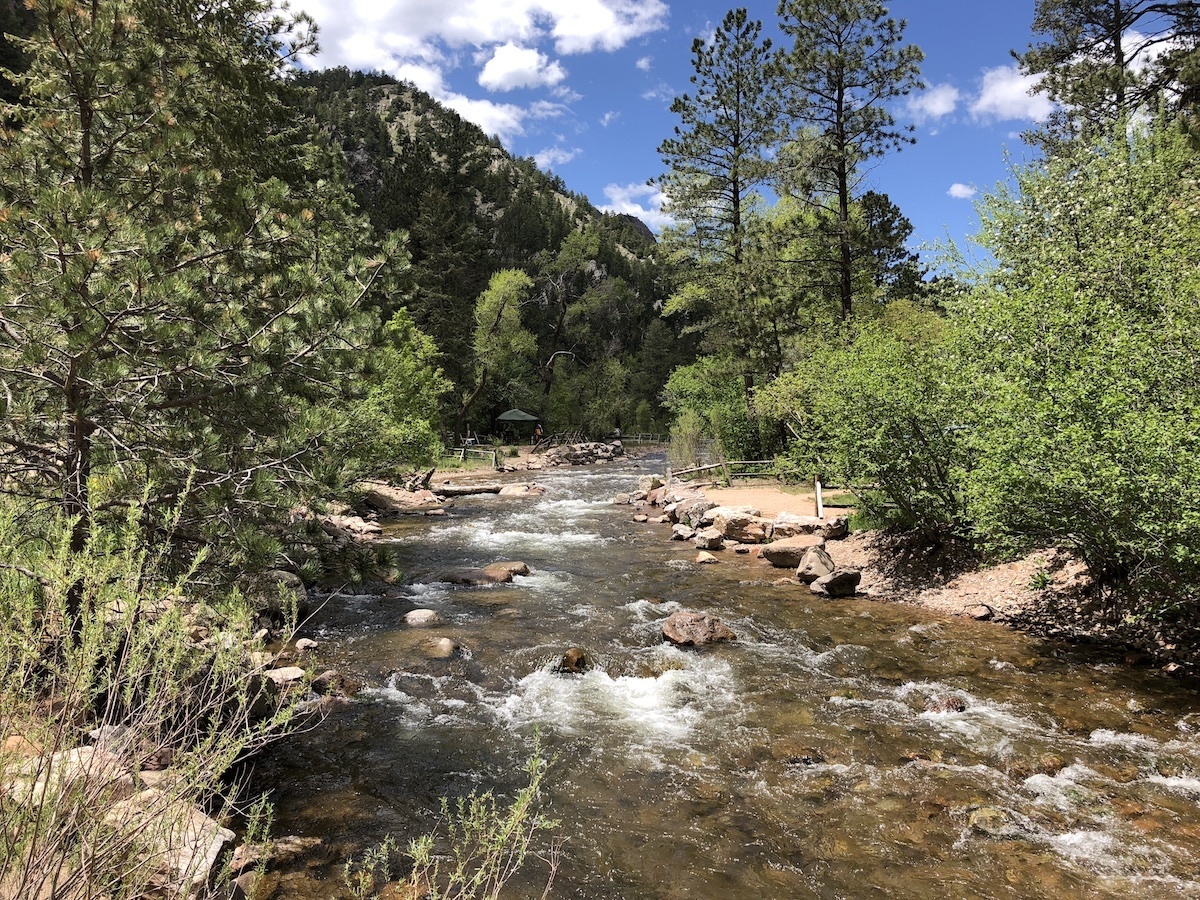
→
(959, 122, 1200, 595)
(760, 302, 971, 539)
(344, 742, 559, 900)
(0, 503, 301, 899)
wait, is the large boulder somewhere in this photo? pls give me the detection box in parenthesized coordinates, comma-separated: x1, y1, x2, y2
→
(698, 505, 760, 527)
(676, 499, 718, 528)
(692, 528, 725, 551)
(713, 510, 772, 544)
(662, 611, 736, 646)
(810, 568, 862, 598)
(104, 789, 235, 896)
(760, 535, 826, 568)
(769, 513, 825, 539)
(795, 545, 837, 583)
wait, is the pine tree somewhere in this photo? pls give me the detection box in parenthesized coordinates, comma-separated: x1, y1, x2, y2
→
(0, 0, 394, 581)
(777, 0, 924, 319)
(1015, 0, 1200, 144)
(657, 8, 782, 394)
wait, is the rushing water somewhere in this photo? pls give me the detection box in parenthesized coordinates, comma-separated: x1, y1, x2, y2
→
(252, 456, 1200, 899)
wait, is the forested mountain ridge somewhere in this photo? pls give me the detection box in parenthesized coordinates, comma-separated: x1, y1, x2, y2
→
(291, 68, 692, 439)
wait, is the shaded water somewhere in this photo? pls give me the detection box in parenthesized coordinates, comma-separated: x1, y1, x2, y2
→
(253, 457, 1200, 899)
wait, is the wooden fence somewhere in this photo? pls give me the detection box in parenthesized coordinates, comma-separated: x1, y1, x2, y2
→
(442, 446, 501, 468)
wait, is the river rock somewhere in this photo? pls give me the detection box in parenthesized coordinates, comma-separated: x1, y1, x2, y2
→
(9, 747, 135, 806)
(446, 562, 531, 585)
(761, 535, 826, 568)
(662, 611, 736, 646)
(261, 666, 304, 688)
(405, 609, 444, 627)
(638, 475, 665, 492)
(821, 515, 850, 540)
(484, 561, 530, 583)
(612, 492, 632, 505)
(796, 545, 837, 583)
(676, 499, 718, 528)
(925, 695, 968, 713)
(423, 637, 461, 659)
(556, 647, 590, 674)
(104, 789, 235, 895)
(810, 568, 862, 598)
(498, 483, 546, 497)
(294, 637, 319, 653)
(699, 505, 760, 527)
(692, 528, 725, 551)
(769, 513, 824, 539)
(695, 551, 719, 565)
(633, 514, 649, 523)
(671, 524, 696, 541)
(713, 510, 772, 544)
(967, 806, 1022, 837)
(312, 670, 360, 696)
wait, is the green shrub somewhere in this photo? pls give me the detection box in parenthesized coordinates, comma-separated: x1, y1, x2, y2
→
(960, 122, 1200, 596)
(760, 302, 971, 539)
(0, 502, 302, 899)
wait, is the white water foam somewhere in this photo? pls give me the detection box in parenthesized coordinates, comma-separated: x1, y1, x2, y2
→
(491, 649, 738, 747)
(428, 522, 607, 551)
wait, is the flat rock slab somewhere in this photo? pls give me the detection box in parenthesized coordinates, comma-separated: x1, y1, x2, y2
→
(443, 561, 531, 585)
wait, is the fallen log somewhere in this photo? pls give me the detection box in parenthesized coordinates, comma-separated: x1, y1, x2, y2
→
(435, 484, 503, 497)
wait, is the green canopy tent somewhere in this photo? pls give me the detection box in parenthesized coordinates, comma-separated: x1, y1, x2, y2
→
(495, 408, 541, 443)
(495, 409, 540, 424)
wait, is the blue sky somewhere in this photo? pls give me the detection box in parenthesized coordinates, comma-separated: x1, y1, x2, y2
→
(290, 1, 1055, 259)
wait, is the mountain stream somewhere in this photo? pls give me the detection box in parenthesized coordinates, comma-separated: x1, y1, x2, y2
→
(253, 456, 1200, 899)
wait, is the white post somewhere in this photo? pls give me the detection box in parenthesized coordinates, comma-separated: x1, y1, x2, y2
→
(815, 478, 824, 519)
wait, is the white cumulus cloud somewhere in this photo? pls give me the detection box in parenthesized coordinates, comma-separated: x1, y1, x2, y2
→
(907, 83, 961, 123)
(289, 0, 668, 147)
(600, 183, 672, 232)
(535, 146, 582, 169)
(479, 43, 567, 91)
(947, 183, 977, 200)
(442, 95, 529, 142)
(971, 65, 1054, 122)
(637, 55, 653, 71)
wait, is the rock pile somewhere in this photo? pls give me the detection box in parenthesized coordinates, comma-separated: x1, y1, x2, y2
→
(616, 480, 863, 597)
(539, 441, 625, 466)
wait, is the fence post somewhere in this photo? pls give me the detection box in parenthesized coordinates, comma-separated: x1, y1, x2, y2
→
(815, 478, 824, 519)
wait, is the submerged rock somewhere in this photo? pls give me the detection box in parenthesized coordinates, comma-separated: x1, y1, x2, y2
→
(556, 647, 591, 674)
(695, 551, 719, 565)
(423, 637, 461, 660)
(662, 611, 736, 646)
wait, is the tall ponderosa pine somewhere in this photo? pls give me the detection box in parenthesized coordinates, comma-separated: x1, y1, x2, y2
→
(1015, 0, 1200, 145)
(657, 8, 781, 375)
(777, 0, 923, 319)
(0, 0, 394, 578)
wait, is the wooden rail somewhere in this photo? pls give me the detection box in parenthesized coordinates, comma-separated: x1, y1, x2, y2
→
(442, 446, 501, 468)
